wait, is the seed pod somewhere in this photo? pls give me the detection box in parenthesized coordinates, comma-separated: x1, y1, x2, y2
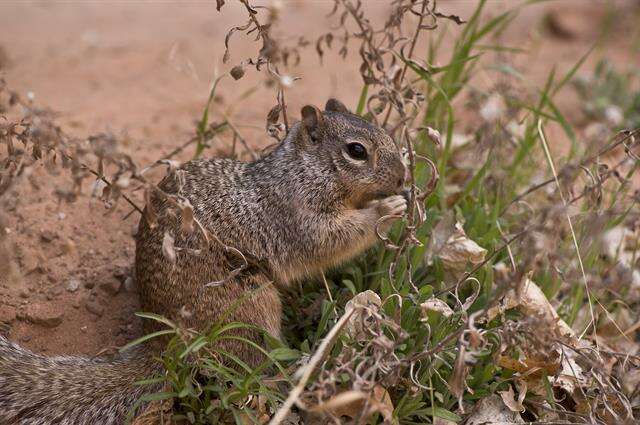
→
(230, 65, 245, 80)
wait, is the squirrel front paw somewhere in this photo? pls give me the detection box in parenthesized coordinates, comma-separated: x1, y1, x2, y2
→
(367, 194, 407, 219)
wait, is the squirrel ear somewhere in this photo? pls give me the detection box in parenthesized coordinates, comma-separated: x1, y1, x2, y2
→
(324, 98, 349, 114)
(301, 105, 324, 142)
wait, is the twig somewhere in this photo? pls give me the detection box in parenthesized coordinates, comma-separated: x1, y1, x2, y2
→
(537, 120, 597, 344)
(268, 308, 355, 425)
(320, 272, 334, 303)
(164, 122, 228, 161)
(59, 151, 143, 215)
(382, 0, 430, 128)
(502, 128, 640, 216)
(222, 114, 258, 160)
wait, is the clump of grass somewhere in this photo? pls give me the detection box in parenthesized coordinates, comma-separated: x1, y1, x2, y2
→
(125, 312, 296, 423)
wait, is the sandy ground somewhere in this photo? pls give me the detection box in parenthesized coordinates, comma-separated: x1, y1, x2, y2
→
(0, 0, 639, 356)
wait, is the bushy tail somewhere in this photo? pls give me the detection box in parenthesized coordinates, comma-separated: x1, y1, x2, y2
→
(0, 336, 161, 425)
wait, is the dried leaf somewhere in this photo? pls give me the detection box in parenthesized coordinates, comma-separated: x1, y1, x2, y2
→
(466, 395, 525, 425)
(555, 350, 586, 395)
(215, 0, 225, 11)
(498, 382, 525, 413)
(312, 386, 393, 424)
(434, 11, 466, 25)
(448, 344, 467, 409)
(143, 188, 158, 229)
(424, 126, 441, 146)
(487, 278, 575, 340)
(344, 290, 381, 341)
(439, 222, 487, 273)
(266, 104, 282, 125)
(601, 226, 635, 266)
(421, 298, 453, 318)
(309, 390, 366, 414)
(158, 159, 181, 173)
(162, 231, 176, 264)
(179, 199, 194, 235)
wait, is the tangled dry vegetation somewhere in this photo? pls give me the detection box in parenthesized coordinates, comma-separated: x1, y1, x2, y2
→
(2, 0, 640, 424)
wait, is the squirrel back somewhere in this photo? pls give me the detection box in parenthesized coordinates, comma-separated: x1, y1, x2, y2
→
(0, 99, 407, 423)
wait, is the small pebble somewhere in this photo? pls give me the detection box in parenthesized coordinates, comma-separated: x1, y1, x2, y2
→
(67, 279, 80, 293)
(124, 276, 136, 292)
(85, 299, 104, 317)
(100, 278, 122, 296)
(40, 230, 58, 243)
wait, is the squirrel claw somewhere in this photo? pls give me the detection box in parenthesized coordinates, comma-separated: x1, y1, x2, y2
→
(367, 194, 407, 218)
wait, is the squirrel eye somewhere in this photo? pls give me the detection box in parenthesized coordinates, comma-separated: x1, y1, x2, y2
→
(346, 142, 368, 160)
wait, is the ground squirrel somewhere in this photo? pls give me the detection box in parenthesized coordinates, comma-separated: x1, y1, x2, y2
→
(0, 99, 407, 424)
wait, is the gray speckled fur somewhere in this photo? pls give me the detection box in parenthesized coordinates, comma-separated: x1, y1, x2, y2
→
(0, 336, 158, 424)
(0, 104, 406, 424)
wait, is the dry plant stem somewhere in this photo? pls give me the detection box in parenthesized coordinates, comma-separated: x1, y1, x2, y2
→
(59, 151, 143, 215)
(503, 128, 640, 216)
(340, 0, 377, 59)
(388, 128, 422, 282)
(382, 0, 430, 128)
(164, 122, 228, 161)
(538, 120, 597, 344)
(320, 272, 334, 303)
(268, 308, 355, 425)
(277, 88, 289, 132)
(240, 0, 262, 37)
(221, 114, 258, 160)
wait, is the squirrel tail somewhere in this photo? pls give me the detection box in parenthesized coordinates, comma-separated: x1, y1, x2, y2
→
(0, 336, 162, 425)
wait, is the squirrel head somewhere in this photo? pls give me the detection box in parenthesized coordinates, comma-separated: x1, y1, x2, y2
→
(297, 99, 407, 208)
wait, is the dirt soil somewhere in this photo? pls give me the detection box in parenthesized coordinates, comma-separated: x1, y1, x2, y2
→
(0, 1, 639, 356)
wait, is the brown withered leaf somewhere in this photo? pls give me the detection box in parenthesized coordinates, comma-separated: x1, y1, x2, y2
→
(434, 12, 466, 25)
(421, 297, 453, 318)
(487, 278, 575, 340)
(466, 395, 524, 425)
(179, 199, 194, 235)
(344, 290, 381, 341)
(498, 381, 526, 413)
(223, 20, 252, 64)
(238, 394, 272, 424)
(215, 0, 225, 11)
(143, 188, 158, 229)
(439, 222, 487, 273)
(266, 104, 282, 125)
(310, 386, 394, 424)
(448, 343, 468, 410)
(162, 231, 176, 264)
